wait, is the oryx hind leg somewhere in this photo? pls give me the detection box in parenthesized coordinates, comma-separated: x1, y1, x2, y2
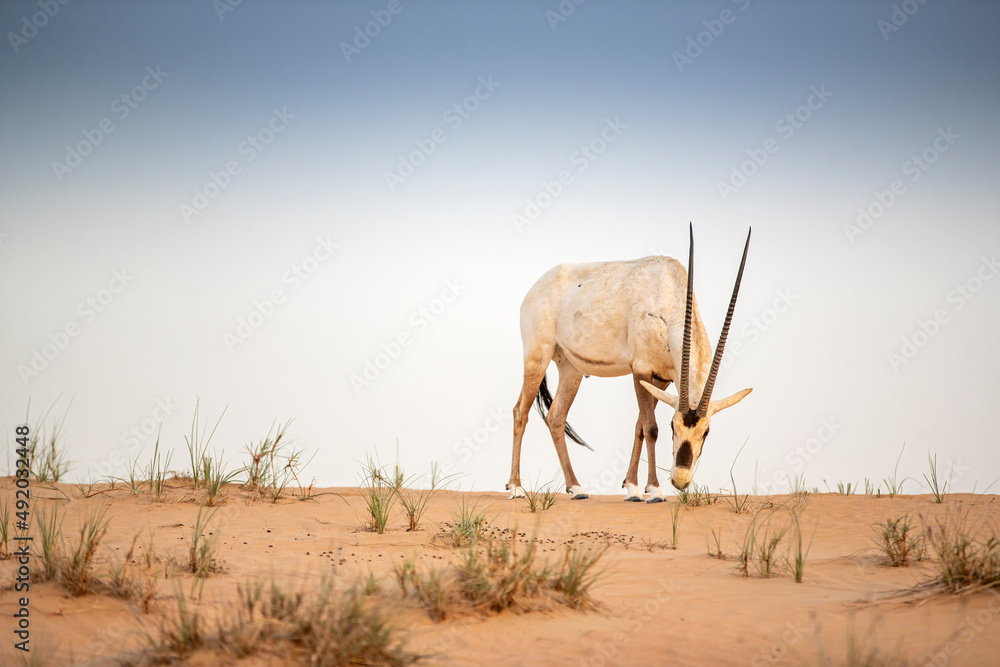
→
(508, 342, 555, 499)
(547, 351, 587, 499)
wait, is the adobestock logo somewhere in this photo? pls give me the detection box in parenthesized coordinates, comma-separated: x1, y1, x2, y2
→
(7, 0, 71, 54)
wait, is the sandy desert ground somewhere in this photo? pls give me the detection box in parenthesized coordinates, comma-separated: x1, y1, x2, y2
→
(1, 477, 999, 666)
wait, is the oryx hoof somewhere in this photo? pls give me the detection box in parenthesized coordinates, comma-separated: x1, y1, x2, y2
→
(646, 496, 667, 504)
(572, 493, 589, 500)
(568, 485, 588, 500)
(623, 496, 644, 502)
(507, 485, 526, 500)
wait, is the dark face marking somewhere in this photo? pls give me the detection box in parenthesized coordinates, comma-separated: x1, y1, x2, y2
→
(681, 409, 701, 428)
(676, 441, 693, 468)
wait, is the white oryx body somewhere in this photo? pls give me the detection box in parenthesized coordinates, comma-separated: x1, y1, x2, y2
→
(507, 226, 752, 501)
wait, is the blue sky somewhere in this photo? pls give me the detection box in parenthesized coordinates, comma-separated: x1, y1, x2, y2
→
(2, 1, 999, 496)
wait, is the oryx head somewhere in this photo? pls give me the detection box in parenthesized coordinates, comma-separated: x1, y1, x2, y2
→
(640, 224, 752, 490)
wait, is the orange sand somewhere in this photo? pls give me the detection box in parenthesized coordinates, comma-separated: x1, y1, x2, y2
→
(1, 479, 998, 666)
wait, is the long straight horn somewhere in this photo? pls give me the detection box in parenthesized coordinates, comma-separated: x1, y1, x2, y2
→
(679, 223, 695, 413)
(697, 228, 751, 418)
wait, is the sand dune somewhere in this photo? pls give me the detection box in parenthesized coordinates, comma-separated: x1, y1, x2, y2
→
(1, 479, 998, 666)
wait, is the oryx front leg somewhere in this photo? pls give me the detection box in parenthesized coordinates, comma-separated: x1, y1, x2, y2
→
(548, 357, 587, 499)
(622, 418, 644, 501)
(634, 373, 668, 503)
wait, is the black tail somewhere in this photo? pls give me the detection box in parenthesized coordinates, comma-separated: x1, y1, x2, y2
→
(535, 375, 594, 451)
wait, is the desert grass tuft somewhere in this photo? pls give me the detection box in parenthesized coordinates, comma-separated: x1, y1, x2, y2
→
(882, 443, 912, 498)
(35, 502, 112, 595)
(241, 419, 312, 503)
(35, 502, 65, 581)
(60, 505, 110, 596)
(307, 579, 422, 667)
(447, 495, 490, 547)
(362, 570, 381, 596)
(150, 584, 204, 660)
(923, 452, 948, 503)
(202, 449, 241, 506)
(107, 533, 141, 600)
(456, 532, 546, 612)
(835, 480, 856, 495)
(145, 432, 172, 502)
(708, 527, 725, 560)
(137, 542, 161, 614)
(736, 511, 789, 578)
(787, 508, 816, 583)
(669, 500, 683, 548)
(678, 484, 715, 507)
(522, 477, 559, 513)
(122, 455, 144, 495)
(25, 396, 74, 483)
(554, 541, 609, 608)
(395, 559, 450, 622)
(359, 455, 397, 534)
(399, 527, 610, 620)
(393, 462, 455, 531)
(209, 575, 424, 666)
(791, 473, 809, 495)
(216, 580, 265, 658)
(189, 505, 223, 579)
(392, 554, 417, 595)
(873, 514, 923, 567)
(727, 438, 752, 514)
(242, 420, 286, 496)
(925, 505, 1000, 593)
(74, 476, 104, 499)
(184, 398, 227, 490)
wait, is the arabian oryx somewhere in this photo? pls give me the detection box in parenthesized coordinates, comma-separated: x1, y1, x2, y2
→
(506, 224, 752, 502)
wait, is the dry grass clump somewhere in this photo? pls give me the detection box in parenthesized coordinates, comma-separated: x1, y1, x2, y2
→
(522, 478, 558, 513)
(395, 527, 608, 621)
(358, 455, 398, 534)
(24, 396, 74, 483)
(34, 503, 167, 607)
(736, 511, 789, 579)
(436, 496, 490, 548)
(107, 534, 161, 613)
(188, 506, 224, 579)
(677, 484, 715, 507)
(146, 577, 422, 666)
(873, 515, 924, 567)
(393, 462, 456, 531)
(35, 502, 111, 596)
(456, 534, 549, 612)
(925, 505, 1000, 593)
(393, 558, 451, 622)
(241, 419, 313, 503)
(59, 506, 110, 596)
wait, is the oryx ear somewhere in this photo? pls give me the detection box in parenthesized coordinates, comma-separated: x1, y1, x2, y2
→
(708, 388, 752, 415)
(639, 380, 680, 410)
